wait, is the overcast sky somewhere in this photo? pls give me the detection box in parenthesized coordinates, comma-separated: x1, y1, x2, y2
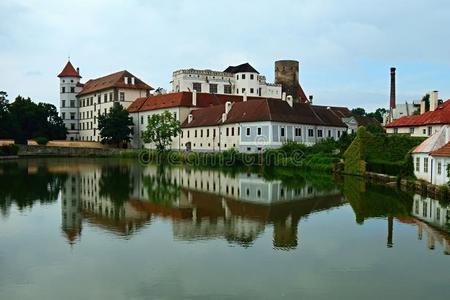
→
(1, 0, 449, 111)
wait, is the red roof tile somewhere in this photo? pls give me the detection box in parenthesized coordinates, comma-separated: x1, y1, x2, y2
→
(78, 70, 152, 96)
(431, 140, 450, 157)
(385, 100, 450, 128)
(58, 61, 81, 78)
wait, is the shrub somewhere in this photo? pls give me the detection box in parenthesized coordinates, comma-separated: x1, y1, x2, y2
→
(34, 136, 49, 145)
(0, 144, 19, 156)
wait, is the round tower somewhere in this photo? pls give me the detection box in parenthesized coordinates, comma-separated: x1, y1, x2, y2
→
(275, 60, 300, 101)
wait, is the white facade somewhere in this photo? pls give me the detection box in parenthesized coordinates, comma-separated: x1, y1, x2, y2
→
(386, 124, 443, 137)
(59, 76, 83, 140)
(172, 68, 282, 99)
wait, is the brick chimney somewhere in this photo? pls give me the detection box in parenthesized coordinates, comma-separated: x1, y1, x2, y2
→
(390, 67, 396, 109)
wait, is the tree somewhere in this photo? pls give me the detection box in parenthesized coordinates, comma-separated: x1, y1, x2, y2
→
(351, 107, 366, 116)
(142, 111, 181, 152)
(98, 102, 133, 148)
(0, 91, 10, 139)
(367, 108, 387, 123)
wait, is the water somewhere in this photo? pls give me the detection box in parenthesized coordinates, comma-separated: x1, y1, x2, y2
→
(0, 158, 449, 300)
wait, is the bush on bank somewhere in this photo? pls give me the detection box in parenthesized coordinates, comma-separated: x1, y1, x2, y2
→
(0, 144, 19, 156)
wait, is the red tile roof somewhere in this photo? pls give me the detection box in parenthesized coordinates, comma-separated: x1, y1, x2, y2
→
(182, 98, 347, 128)
(385, 100, 450, 128)
(78, 70, 152, 96)
(431, 141, 450, 157)
(127, 92, 260, 113)
(58, 61, 81, 78)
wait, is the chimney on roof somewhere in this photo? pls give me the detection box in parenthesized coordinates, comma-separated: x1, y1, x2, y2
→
(76, 67, 80, 76)
(309, 95, 313, 104)
(420, 100, 426, 115)
(225, 101, 232, 114)
(243, 93, 248, 102)
(287, 95, 293, 107)
(131, 77, 135, 85)
(192, 90, 197, 106)
(282, 92, 286, 101)
(430, 91, 439, 112)
(188, 114, 193, 124)
(390, 67, 396, 109)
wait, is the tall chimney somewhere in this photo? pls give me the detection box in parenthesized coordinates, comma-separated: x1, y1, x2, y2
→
(390, 67, 396, 109)
(76, 67, 80, 75)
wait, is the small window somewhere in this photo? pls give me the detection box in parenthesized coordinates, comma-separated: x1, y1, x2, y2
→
(438, 162, 442, 175)
(246, 127, 251, 136)
(140, 116, 144, 124)
(209, 84, 218, 93)
(295, 128, 301, 136)
(231, 127, 234, 136)
(61, 87, 66, 93)
(410, 127, 415, 134)
(120, 92, 125, 101)
(250, 88, 254, 94)
(257, 127, 262, 135)
(193, 82, 202, 92)
(247, 147, 251, 152)
(424, 157, 428, 173)
(224, 85, 232, 94)
(281, 127, 285, 137)
(70, 100, 75, 108)
(70, 87, 75, 93)
(308, 129, 314, 137)
(317, 129, 323, 137)
(61, 100, 65, 108)
(226, 128, 229, 136)
(415, 157, 420, 172)
(242, 74, 246, 80)
(250, 74, 254, 80)
(242, 88, 246, 94)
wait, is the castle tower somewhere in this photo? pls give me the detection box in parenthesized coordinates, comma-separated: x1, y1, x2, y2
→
(275, 60, 308, 103)
(58, 61, 82, 140)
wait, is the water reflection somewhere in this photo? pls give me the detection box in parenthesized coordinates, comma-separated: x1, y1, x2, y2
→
(1, 159, 449, 255)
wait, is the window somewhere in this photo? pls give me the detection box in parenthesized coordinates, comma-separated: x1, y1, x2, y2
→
(200, 129, 203, 138)
(328, 130, 332, 137)
(295, 128, 301, 136)
(70, 100, 75, 108)
(104, 94, 107, 103)
(415, 157, 420, 172)
(209, 84, 218, 93)
(195, 130, 197, 138)
(317, 129, 323, 137)
(224, 85, 232, 94)
(193, 82, 202, 92)
(410, 127, 415, 134)
(423, 202, 427, 217)
(109, 93, 113, 102)
(61, 87, 65, 93)
(236, 75, 239, 80)
(241, 88, 246, 94)
(424, 157, 428, 173)
(70, 87, 75, 93)
(206, 129, 209, 137)
(242, 74, 246, 80)
(338, 130, 341, 138)
(226, 128, 229, 136)
(394, 128, 398, 134)
(247, 147, 251, 152)
(250, 88, 254, 94)
(97, 95, 101, 103)
(70, 112, 75, 120)
(187, 130, 190, 138)
(438, 162, 442, 175)
(308, 129, 314, 137)
(281, 127, 285, 137)
(246, 127, 251, 136)
(140, 116, 144, 124)
(250, 74, 254, 80)
(70, 123, 75, 130)
(61, 112, 66, 120)
(213, 129, 216, 137)
(231, 127, 234, 136)
(120, 92, 125, 101)
(423, 129, 426, 134)
(257, 127, 262, 135)
(428, 126, 432, 136)
(61, 100, 65, 108)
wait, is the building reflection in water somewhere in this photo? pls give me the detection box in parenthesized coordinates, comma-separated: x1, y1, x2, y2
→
(59, 163, 344, 250)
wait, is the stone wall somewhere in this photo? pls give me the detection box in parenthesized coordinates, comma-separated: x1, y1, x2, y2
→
(17, 145, 122, 157)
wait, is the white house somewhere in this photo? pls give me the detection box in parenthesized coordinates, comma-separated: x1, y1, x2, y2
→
(58, 61, 152, 142)
(412, 125, 450, 185)
(172, 62, 282, 99)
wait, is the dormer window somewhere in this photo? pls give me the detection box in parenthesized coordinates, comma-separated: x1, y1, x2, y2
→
(124, 77, 128, 84)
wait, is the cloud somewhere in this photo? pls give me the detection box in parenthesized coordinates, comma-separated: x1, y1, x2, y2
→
(0, 0, 449, 110)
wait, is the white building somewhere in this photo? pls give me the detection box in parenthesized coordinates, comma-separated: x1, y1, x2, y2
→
(172, 62, 282, 99)
(58, 61, 152, 142)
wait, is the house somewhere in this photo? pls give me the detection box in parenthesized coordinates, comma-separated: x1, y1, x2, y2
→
(385, 91, 447, 137)
(58, 61, 152, 141)
(412, 125, 450, 185)
(179, 96, 347, 152)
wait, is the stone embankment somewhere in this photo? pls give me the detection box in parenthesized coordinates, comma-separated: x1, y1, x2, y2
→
(17, 145, 122, 157)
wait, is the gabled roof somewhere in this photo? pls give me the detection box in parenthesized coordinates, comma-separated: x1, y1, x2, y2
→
(181, 98, 347, 128)
(413, 125, 448, 154)
(431, 141, 450, 157)
(385, 100, 450, 128)
(128, 92, 260, 113)
(223, 63, 259, 74)
(58, 61, 81, 78)
(78, 70, 152, 96)
(353, 115, 379, 126)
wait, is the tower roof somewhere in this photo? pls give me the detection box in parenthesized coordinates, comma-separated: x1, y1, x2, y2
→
(58, 61, 81, 78)
(223, 63, 259, 74)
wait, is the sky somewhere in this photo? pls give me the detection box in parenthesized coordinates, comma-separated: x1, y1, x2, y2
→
(1, 0, 450, 112)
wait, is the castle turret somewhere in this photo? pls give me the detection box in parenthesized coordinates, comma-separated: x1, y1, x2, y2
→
(58, 61, 82, 140)
(275, 60, 308, 103)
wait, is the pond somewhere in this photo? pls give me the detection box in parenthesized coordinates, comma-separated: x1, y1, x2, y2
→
(0, 158, 449, 299)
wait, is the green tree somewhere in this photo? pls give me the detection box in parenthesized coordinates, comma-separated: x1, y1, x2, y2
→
(98, 102, 133, 148)
(351, 107, 366, 116)
(367, 108, 387, 123)
(0, 91, 10, 139)
(142, 110, 181, 152)
(422, 94, 430, 112)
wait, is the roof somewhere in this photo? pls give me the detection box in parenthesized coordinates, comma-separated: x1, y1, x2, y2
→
(223, 63, 259, 74)
(413, 125, 447, 154)
(325, 106, 353, 118)
(385, 100, 450, 128)
(431, 141, 450, 157)
(128, 92, 260, 113)
(58, 61, 81, 78)
(353, 115, 379, 126)
(182, 98, 347, 128)
(78, 70, 152, 96)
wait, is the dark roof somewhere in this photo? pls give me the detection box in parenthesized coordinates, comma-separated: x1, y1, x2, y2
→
(128, 92, 261, 113)
(78, 70, 152, 96)
(58, 61, 81, 78)
(323, 106, 353, 118)
(385, 100, 450, 128)
(223, 63, 259, 74)
(182, 98, 347, 128)
(353, 115, 379, 126)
